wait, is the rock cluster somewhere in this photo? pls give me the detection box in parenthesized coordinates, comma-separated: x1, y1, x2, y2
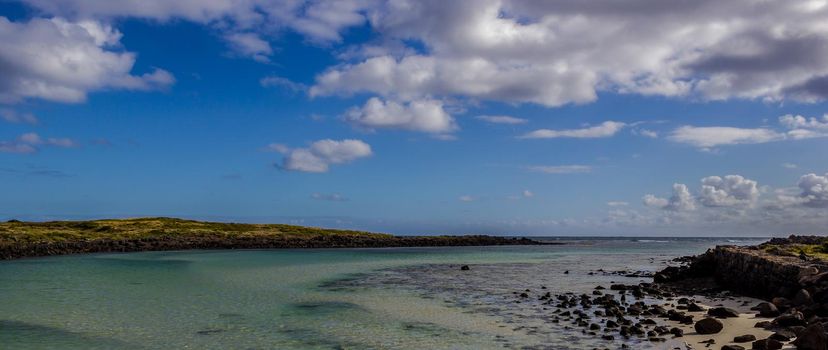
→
(655, 236, 828, 350)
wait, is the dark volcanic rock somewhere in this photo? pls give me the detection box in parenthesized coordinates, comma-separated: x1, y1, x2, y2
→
(793, 289, 813, 306)
(694, 318, 724, 334)
(708, 307, 739, 318)
(733, 334, 756, 343)
(768, 330, 794, 341)
(751, 338, 783, 350)
(721, 345, 745, 350)
(752, 302, 780, 317)
(792, 323, 828, 350)
(460, 265, 470, 271)
(774, 312, 806, 327)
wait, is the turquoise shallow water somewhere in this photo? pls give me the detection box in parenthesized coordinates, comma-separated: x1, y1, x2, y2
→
(0, 238, 764, 349)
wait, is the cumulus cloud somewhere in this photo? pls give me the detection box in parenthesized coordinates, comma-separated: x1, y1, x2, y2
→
(475, 115, 527, 125)
(274, 139, 372, 173)
(344, 97, 457, 134)
(698, 175, 759, 207)
(308, 0, 828, 107)
(20, 1, 828, 106)
(0, 109, 38, 125)
(643, 183, 696, 211)
(527, 165, 592, 174)
(520, 121, 625, 139)
(797, 173, 828, 208)
(0, 132, 77, 154)
(668, 126, 783, 148)
(0, 16, 174, 104)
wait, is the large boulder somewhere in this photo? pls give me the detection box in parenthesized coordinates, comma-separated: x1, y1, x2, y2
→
(733, 334, 756, 343)
(773, 312, 806, 327)
(793, 323, 828, 350)
(694, 318, 723, 334)
(793, 289, 814, 306)
(751, 338, 783, 350)
(752, 302, 780, 317)
(708, 307, 739, 318)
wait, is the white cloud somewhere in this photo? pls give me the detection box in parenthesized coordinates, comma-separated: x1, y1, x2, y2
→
(224, 32, 273, 62)
(607, 201, 629, 207)
(527, 165, 592, 174)
(475, 115, 527, 125)
(311, 193, 348, 201)
(21, 1, 828, 106)
(698, 175, 759, 207)
(22, 0, 372, 44)
(520, 121, 625, 139)
(643, 183, 696, 211)
(0, 132, 77, 154)
(634, 129, 659, 138)
(0, 16, 174, 104)
(782, 163, 799, 169)
(344, 97, 457, 134)
(309, 1, 828, 107)
(0, 109, 38, 125)
(797, 173, 828, 208)
(260, 76, 307, 93)
(458, 195, 476, 202)
(668, 126, 783, 148)
(779, 114, 828, 130)
(522, 190, 534, 198)
(275, 139, 372, 173)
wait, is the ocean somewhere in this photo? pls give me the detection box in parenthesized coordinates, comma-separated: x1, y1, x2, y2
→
(0, 237, 766, 349)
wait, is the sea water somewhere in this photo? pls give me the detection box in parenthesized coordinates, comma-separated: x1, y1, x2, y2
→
(0, 238, 765, 349)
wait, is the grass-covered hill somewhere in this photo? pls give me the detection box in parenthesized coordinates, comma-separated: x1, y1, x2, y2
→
(0, 217, 544, 259)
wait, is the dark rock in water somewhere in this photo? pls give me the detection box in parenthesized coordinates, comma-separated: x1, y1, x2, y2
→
(752, 302, 779, 317)
(768, 330, 795, 341)
(687, 302, 704, 312)
(564, 270, 569, 274)
(792, 323, 828, 350)
(601, 334, 614, 340)
(610, 284, 627, 291)
(694, 318, 724, 334)
(460, 265, 470, 271)
(707, 307, 739, 318)
(519, 292, 529, 298)
(733, 334, 756, 343)
(721, 345, 745, 350)
(793, 289, 813, 306)
(751, 338, 783, 350)
(606, 320, 618, 328)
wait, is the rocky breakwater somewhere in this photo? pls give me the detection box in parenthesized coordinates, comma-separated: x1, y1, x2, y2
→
(655, 235, 828, 350)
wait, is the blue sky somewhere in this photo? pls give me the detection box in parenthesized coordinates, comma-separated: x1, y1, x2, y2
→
(2, 1, 828, 236)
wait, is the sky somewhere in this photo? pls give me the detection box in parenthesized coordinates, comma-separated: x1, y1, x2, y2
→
(1, 0, 828, 236)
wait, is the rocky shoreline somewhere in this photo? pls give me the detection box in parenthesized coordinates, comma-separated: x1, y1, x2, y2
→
(0, 234, 551, 260)
(489, 235, 828, 349)
(652, 236, 828, 349)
